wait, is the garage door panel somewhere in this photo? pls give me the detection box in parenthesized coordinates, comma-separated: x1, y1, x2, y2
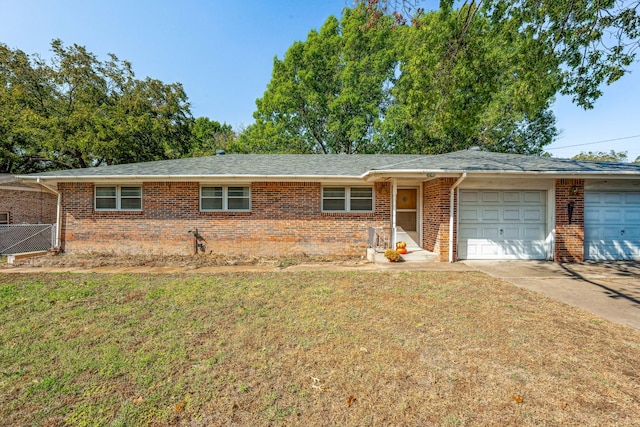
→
(503, 192, 521, 202)
(459, 227, 479, 239)
(460, 209, 479, 221)
(604, 193, 624, 204)
(585, 192, 601, 203)
(602, 227, 623, 239)
(502, 227, 521, 239)
(503, 209, 520, 221)
(624, 210, 640, 221)
(603, 210, 623, 222)
(626, 194, 640, 203)
(585, 191, 640, 261)
(482, 192, 500, 202)
(524, 209, 543, 221)
(482, 210, 500, 221)
(461, 191, 479, 202)
(524, 192, 543, 203)
(479, 242, 500, 256)
(625, 227, 640, 238)
(585, 210, 602, 222)
(522, 226, 545, 239)
(459, 190, 547, 260)
(482, 227, 500, 238)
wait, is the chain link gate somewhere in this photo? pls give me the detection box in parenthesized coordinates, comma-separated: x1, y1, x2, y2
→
(0, 224, 56, 255)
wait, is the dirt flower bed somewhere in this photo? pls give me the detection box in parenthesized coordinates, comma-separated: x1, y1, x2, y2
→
(1, 252, 370, 269)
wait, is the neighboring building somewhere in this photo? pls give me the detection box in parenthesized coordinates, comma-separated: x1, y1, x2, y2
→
(0, 174, 57, 225)
(17, 150, 640, 262)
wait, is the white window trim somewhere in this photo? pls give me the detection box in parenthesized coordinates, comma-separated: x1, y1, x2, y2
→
(200, 185, 251, 212)
(94, 185, 142, 211)
(322, 186, 374, 213)
(0, 212, 9, 224)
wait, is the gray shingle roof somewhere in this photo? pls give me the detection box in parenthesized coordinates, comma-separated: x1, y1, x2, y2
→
(371, 150, 640, 173)
(18, 150, 640, 181)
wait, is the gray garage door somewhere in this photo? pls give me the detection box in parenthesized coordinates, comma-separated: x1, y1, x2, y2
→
(585, 191, 640, 260)
(458, 190, 548, 260)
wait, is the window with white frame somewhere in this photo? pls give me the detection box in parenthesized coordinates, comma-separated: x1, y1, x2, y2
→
(0, 212, 8, 224)
(201, 186, 250, 211)
(322, 186, 373, 212)
(95, 186, 142, 211)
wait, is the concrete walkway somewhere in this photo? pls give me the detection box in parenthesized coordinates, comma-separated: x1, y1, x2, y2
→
(463, 260, 640, 330)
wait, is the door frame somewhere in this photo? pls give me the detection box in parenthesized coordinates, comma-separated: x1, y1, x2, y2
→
(395, 185, 422, 248)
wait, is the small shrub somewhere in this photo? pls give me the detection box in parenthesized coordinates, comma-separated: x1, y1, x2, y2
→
(384, 249, 401, 262)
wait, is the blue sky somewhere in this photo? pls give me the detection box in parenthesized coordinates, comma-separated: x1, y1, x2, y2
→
(1, 0, 638, 160)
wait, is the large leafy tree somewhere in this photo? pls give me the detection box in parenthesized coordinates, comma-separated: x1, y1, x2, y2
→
(372, 0, 640, 109)
(237, 3, 398, 154)
(380, 4, 560, 154)
(244, 1, 639, 155)
(0, 40, 193, 173)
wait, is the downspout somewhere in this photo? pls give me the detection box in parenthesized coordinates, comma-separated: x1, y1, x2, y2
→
(391, 178, 397, 249)
(37, 178, 62, 249)
(449, 173, 467, 263)
(55, 192, 62, 248)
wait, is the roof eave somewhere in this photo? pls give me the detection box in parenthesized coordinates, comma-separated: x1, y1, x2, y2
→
(17, 174, 365, 183)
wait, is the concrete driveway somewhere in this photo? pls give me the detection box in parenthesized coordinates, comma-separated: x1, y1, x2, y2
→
(463, 260, 640, 330)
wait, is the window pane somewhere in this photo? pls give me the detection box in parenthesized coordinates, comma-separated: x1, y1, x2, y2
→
(228, 197, 250, 210)
(0, 213, 8, 224)
(202, 198, 222, 210)
(350, 199, 373, 211)
(323, 187, 345, 198)
(96, 187, 116, 197)
(121, 187, 141, 197)
(202, 187, 222, 197)
(228, 187, 249, 197)
(96, 198, 116, 209)
(351, 187, 372, 198)
(323, 199, 345, 211)
(120, 198, 142, 210)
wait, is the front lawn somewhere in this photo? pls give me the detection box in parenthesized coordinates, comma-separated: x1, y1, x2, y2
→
(1, 271, 638, 426)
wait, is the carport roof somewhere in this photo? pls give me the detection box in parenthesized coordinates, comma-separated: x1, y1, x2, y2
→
(17, 150, 640, 182)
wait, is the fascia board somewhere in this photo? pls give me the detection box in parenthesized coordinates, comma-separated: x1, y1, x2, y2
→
(361, 169, 640, 179)
(17, 174, 366, 184)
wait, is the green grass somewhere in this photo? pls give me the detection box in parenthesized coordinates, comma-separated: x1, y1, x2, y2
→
(1, 271, 639, 426)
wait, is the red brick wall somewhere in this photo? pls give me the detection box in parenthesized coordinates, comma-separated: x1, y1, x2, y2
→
(422, 178, 455, 262)
(0, 188, 57, 224)
(554, 179, 584, 262)
(59, 181, 391, 256)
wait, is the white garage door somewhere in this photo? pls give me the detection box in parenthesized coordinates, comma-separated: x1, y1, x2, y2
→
(584, 192, 640, 260)
(458, 190, 548, 260)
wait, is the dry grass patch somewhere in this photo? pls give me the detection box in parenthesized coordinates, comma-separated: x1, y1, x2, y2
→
(1, 252, 367, 269)
(1, 271, 639, 426)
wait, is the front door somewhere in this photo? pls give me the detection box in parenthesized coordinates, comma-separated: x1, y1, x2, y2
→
(396, 188, 417, 232)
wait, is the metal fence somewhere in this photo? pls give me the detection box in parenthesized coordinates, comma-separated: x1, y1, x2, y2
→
(0, 224, 56, 255)
(368, 226, 394, 252)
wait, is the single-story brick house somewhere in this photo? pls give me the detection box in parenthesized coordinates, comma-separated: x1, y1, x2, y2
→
(0, 174, 57, 225)
(17, 150, 640, 262)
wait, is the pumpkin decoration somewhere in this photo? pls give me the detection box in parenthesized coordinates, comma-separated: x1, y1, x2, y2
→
(395, 241, 408, 254)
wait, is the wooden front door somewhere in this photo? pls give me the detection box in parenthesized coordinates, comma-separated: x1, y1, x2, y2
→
(396, 188, 417, 232)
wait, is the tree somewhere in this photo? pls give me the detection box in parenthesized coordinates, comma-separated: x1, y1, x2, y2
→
(0, 40, 193, 173)
(237, 4, 398, 154)
(188, 117, 235, 156)
(572, 150, 629, 162)
(369, 0, 640, 109)
(380, 4, 560, 154)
